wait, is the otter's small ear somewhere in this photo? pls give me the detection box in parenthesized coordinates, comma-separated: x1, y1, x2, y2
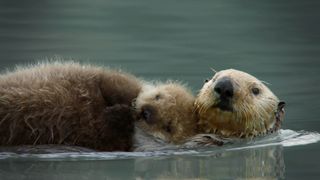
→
(275, 101, 286, 126)
(278, 101, 286, 111)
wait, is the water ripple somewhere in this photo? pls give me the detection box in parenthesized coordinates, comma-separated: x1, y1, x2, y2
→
(0, 129, 319, 161)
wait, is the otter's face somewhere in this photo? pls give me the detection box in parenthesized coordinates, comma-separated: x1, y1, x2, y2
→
(195, 69, 285, 137)
(134, 83, 197, 144)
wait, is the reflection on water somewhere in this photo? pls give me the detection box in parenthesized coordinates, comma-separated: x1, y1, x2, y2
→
(0, 129, 319, 179)
(134, 146, 284, 179)
(0, 145, 284, 180)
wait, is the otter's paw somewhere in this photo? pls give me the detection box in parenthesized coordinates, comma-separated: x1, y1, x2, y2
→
(182, 134, 231, 148)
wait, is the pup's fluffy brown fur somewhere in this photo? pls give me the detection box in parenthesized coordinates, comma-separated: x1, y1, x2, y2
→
(134, 82, 198, 144)
(0, 62, 142, 151)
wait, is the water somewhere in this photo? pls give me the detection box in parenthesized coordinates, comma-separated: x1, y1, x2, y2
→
(0, 130, 319, 180)
(0, 0, 320, 179)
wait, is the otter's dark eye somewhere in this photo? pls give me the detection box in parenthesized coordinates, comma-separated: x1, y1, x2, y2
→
(252, 88, 260, 95)
(204, 79, 210, 83)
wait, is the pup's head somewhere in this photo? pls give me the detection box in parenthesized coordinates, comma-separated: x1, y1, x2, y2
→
(195, 69, 285, 137)
(134, 82, 197, 144)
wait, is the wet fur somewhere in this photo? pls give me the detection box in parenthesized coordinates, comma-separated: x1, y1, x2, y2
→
(0, 62, 141, 151)
(195, 69, 283, 138)
(129, 69, 284, 149)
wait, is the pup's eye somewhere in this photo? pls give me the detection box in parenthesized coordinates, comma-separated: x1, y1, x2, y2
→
(252, 88, 260, 95)
(204, 79, 210, 83)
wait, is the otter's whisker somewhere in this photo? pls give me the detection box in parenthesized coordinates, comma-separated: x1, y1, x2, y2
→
(210, 68, 217, 74)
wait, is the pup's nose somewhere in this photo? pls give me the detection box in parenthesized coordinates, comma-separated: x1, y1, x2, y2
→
(214, 78, 234, 99)
(140, 105, 156, 124)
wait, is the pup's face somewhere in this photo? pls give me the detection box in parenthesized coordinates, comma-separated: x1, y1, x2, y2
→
(134, 82, 196, 144)
(195, 69, 285, 137)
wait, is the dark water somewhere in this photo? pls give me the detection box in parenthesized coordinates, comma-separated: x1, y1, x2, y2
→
(0, 0, 320, 179)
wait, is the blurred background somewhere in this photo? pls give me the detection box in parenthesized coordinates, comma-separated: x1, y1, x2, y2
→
(0, 0, 320, 179)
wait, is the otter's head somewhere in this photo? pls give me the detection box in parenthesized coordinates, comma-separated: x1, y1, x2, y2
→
(134, 82, 197, 144)
(195, 69, 285, 138)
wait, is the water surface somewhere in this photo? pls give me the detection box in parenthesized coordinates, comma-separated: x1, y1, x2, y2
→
(1, 0, 320, 179)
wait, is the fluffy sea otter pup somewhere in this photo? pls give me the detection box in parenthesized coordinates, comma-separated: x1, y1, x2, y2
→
(134, 82, 198, 145)
(0, 62, 142, 151)
(195, 69, 285, 138)
(133, 82, 230, 150)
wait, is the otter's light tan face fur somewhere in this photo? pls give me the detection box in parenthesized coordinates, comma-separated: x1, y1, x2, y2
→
(195, 69, 284, 137)
(134, 82, 197, 144)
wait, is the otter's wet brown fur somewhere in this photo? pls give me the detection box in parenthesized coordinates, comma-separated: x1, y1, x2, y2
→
(195, 69, 285, 138)
(0, 62, 142, 151)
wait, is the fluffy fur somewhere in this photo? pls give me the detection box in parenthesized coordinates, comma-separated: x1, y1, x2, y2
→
(133, 68, 285, 146)
(0, 62, 142, 151)
(134, 82, 198, 144)
(195, 69, 285, 138)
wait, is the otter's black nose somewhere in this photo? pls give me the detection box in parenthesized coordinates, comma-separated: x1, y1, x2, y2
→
(214, 78, 234, 99)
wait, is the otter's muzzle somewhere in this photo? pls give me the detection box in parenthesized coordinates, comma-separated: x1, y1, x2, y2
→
(213, 77, 234, 111)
